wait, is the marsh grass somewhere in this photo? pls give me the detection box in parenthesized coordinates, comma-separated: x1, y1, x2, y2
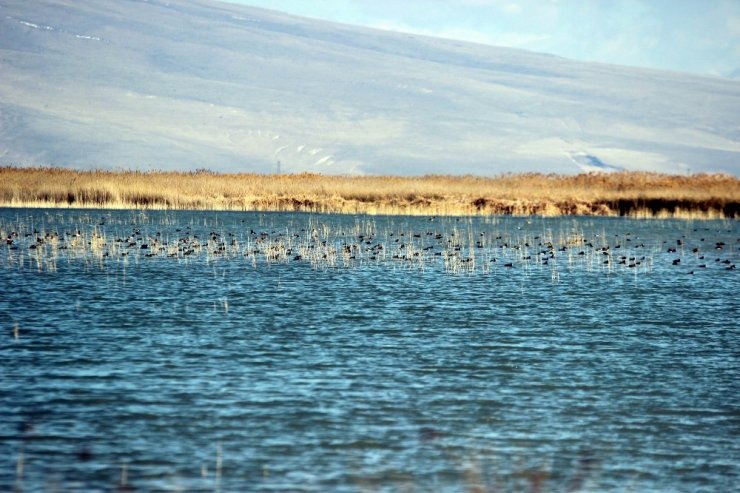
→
(2, 211, 704, 280)
(1, 167, 738, 218)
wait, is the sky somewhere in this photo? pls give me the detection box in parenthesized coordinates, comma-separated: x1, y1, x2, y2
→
(224, 0, 740, 77)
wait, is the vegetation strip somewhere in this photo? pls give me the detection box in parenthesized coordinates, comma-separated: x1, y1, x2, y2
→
(1, 167, 738, 218)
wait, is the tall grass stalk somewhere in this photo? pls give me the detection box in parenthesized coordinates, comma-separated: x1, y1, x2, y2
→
(1, 167, 738, 218)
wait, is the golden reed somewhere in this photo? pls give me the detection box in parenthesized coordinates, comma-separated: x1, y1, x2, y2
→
(1, 166, 738, 218)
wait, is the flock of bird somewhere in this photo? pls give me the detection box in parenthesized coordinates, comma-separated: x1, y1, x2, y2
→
(1, 216, 737, 276)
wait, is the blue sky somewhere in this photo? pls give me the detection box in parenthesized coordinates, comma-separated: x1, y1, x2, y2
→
(225, 0, 740, 77)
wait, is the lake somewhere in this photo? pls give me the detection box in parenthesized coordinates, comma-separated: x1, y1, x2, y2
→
(1, 209, 738, 492)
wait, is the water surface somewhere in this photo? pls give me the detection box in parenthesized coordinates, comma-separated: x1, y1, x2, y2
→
(1, 209, 738, 492)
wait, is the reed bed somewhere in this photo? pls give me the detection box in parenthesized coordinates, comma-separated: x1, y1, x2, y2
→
(3, 210, 735, 278)
(1, 166, 738, 218)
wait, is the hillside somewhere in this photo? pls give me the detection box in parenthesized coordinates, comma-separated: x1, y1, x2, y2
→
(1, 0, 739, 175)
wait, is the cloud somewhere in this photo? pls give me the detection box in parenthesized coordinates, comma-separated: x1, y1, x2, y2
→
(450, 0, 523, 13)
(501, 3, 523, 15)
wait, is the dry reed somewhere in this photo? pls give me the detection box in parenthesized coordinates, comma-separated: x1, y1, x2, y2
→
(1, 166, 738, 218)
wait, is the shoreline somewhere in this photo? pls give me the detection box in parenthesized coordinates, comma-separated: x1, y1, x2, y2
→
(1, 167, 738, 218)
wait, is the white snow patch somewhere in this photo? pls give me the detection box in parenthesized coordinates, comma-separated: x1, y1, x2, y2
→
(296, 145, 305, 153)
(75, 34, 101, 41)
(513, 137, 573, 157)
(231, 15, 260, 22)
(308, 148, 322, 156)
(19, 20, 54, 30)
(314, 155, 332, 166)
(273, 145, 288, 157)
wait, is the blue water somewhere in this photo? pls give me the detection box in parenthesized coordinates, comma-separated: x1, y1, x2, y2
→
(1, 209, 738, 492)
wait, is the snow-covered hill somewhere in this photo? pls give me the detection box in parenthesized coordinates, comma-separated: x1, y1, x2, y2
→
(1, 0, 739, 175)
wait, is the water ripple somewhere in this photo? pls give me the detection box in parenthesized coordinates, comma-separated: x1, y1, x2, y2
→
(1, 210, 738, 492)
